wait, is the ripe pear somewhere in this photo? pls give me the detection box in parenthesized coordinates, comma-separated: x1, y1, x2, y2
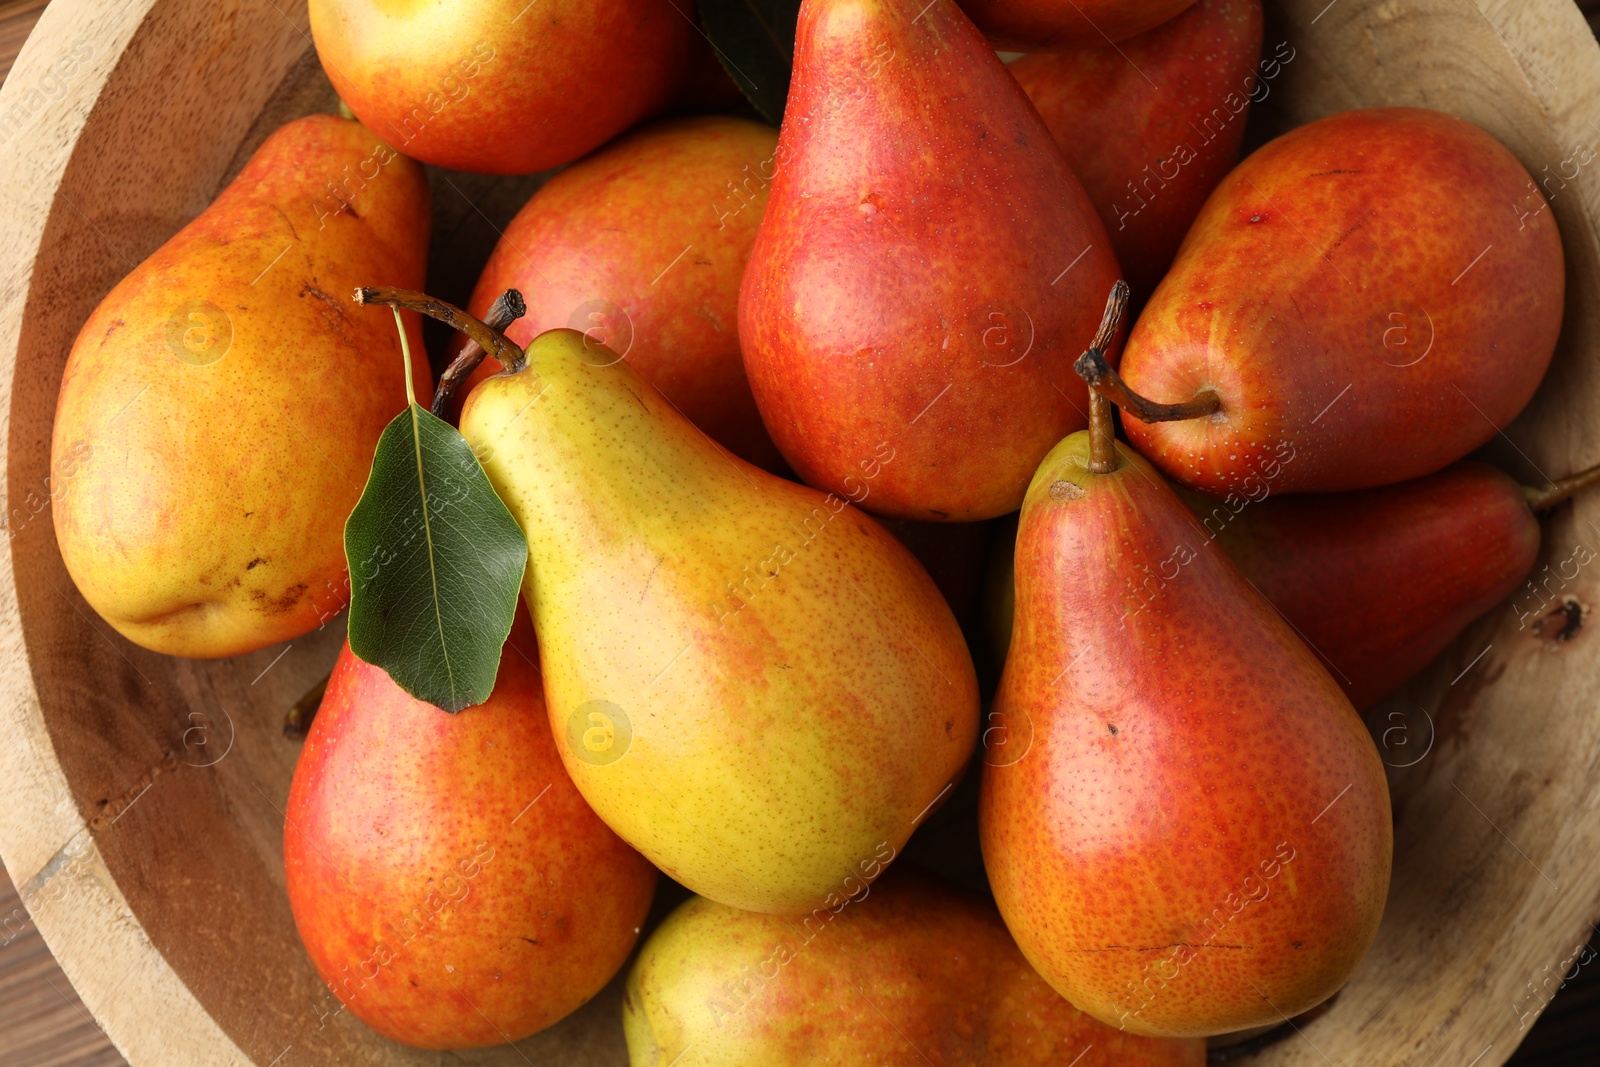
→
(1116, 107, 1564, 496)
(623, 868, 1205, 1066)
(986, 461, 1548, 709)
(959, 0, 1198, 48)
(285, 614, 657, 1048)
(980, 426, 1392, 1036)
(458, 329, 979, 915)
(309, 0, 693, 175)
(51, 115, 430, 658)
(739, 0, 1122, 522)
(1011, 0, 1264, 300)
(1199, 462, 1543, 709)
(451, 117, 783, 469)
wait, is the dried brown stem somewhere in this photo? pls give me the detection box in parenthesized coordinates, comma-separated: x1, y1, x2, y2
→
(430, 289, 526, 417)
(1079, 281, 1131, 475)
(353, 286, 528, 382)
(1088, 389, 1117, 474)
(1074, 289, 1221, 425)
(1524, 459, 1600, 512)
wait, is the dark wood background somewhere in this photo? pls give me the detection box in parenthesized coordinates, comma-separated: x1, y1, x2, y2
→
(0, 0, 1594, 1063)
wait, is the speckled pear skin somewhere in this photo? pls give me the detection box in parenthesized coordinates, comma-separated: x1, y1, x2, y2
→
(1010, 0, 1264, 302)
(622, 868, 1206, 1067)
(739, 0, 1123, 523)
(285, 615, 656, 1049)
(959, 0, 1199, 49)
(50, 114, 430, 658)
(979, 433, 1392, 1037)
(459, 330, 979, 915)
(1119, 107, 1564, 497)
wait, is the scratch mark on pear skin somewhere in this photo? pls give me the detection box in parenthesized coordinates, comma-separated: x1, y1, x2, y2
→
(273, 204, 301, 244)
(640, 555, 664, 603)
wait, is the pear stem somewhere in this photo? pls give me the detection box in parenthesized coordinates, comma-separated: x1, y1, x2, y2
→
(353, 286, 528, 379)
(1080, 281, 1131, 475)
(1074, 308, 1223, 424)
(283, 670, 330, 739)
(1524, 459, 1600, 512)
(431, 289, 527, 418)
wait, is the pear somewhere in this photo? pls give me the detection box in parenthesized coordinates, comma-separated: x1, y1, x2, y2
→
(960, 0, 1199, 48)
(623, 868, 1205, 1066)
(51, 115, 430, 658)
(980, 343, 1392, 1035)
(309, 0, 694, 175)
(458, 329, 978, 915)
(739, 0, 1122, 522)
(286, 614, 657, 1048)
(1109, 107, 1564, 496)
(1198, 462, 1548, 709)
(449, 116, 784, 470)
(1010, 0, 1265, 301)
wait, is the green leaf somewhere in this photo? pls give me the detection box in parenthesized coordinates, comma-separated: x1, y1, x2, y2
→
(699, 0, 804, 124)
(343, 403, 527, 713)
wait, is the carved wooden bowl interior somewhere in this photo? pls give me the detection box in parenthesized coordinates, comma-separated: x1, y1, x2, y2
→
(2, 0, 1599, 1063)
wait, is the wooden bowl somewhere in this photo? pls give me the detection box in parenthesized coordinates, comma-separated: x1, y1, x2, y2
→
(2, 0, 1600, 1063)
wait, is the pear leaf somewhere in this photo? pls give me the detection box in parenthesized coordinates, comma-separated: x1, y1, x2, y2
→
(343, 403, 527, 713)
(698, 0, 804, 124)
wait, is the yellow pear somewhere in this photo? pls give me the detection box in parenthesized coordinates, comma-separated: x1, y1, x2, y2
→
(622, 869, 1205, 1066)
(51, 115, 430, 657)
(459, 329, 978, 914)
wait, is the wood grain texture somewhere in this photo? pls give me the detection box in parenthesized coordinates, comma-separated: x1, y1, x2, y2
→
(0, 1, 47, 81)
(0, 0, 1597, 1065)
(0, 863, 127, 1067)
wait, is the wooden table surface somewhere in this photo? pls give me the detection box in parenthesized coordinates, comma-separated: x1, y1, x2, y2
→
(0, 0, 1597, 1064)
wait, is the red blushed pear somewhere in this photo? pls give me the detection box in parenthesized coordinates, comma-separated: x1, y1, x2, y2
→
(285, 615, 657, 1049)
(739, 0, 1123, 522)
(959, 0, 1198, 48)
(979, 287, 1392, 1036)
(624, 868, 1205, 1066)
(1104, 107, 1564, 497)
(1011, 0, 1264, 301)
(308, 0, 693, 175)
(1198, 461, 1563, 710)
(448, 116, 784, 470)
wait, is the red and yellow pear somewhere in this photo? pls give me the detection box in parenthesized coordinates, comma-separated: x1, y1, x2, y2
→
(458, 328, 979, 915)
(51, 115, 429, 657)
(624, 868, 1205, 1066)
